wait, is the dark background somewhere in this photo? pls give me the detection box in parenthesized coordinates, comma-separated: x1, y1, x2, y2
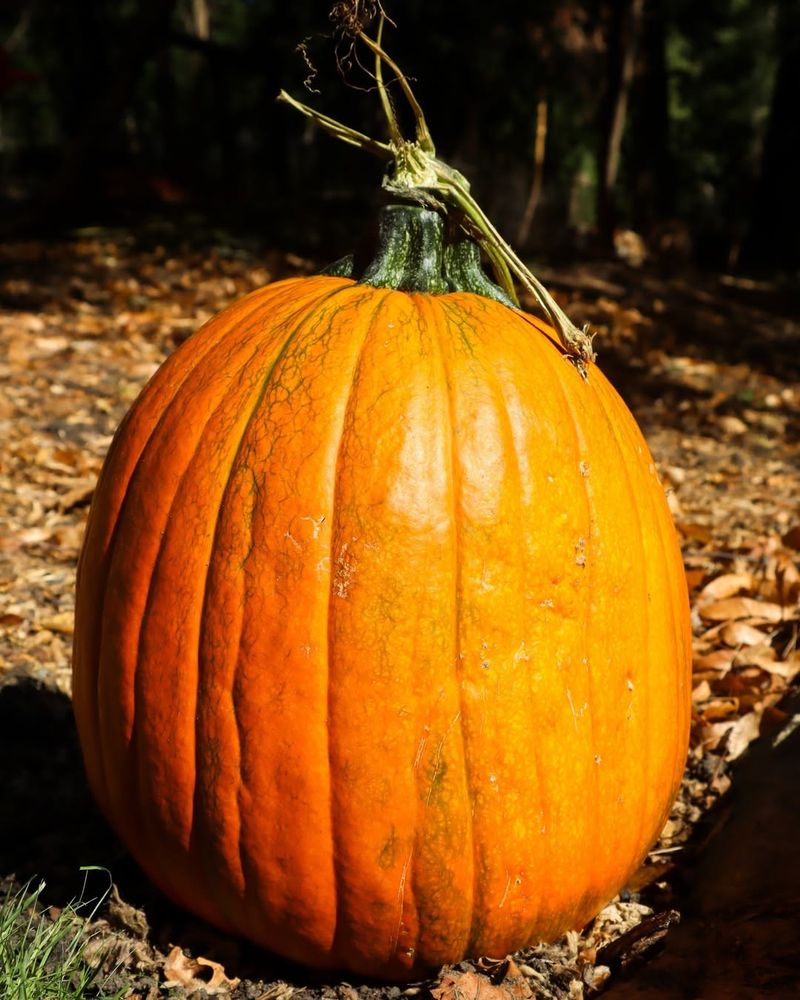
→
(1, 0, 798, 271)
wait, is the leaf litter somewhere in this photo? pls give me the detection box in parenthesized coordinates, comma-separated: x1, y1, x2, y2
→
(1, 232, 799, 997)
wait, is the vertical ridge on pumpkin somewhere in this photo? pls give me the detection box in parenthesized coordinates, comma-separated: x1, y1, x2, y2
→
(189, 282, 356, 939)
(434, 295, 548, 957)
(592, 374, 690, 811)
(221, 284, 374, 963)
(407, 294, 474, 967)
(428, 297, 477, 960)
(73, 282, 296, 814)
(533, 336, 603, 917)
(99, 280, 345, 915)
(552, 358, 652, 892)
(325, 291, 394, 968)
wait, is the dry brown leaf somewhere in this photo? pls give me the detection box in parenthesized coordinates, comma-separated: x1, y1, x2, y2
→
(431, 968, 531, 1000)
(701, 697, 740, 721)
(747, 655, 798, 679)
(36, 611, 74, 635)
(716, 414, 748, 436)
(698, 572, 753, 603)
(719, 620, 768, 647)
(162, 945, 240, 995)
(781, 525, 800, 550)
(57, 479, 95, 512)
(676, 521, 712, 544)
(684, 567, 707, 592)
(693, 650, 734, 672)
(698, 596, 785, 623)
(707, 711, 762, 759)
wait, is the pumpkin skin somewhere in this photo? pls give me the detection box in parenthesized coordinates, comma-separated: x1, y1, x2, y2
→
(72, 235, 691, 979)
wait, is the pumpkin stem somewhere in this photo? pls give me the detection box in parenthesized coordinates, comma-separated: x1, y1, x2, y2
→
(278, 28, 596, 368)
(358, 25, 435, 154)
(372, 14, 403, 149)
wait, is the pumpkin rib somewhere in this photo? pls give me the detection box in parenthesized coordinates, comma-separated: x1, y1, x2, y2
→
(181, 281, 359, 936)
(427, 296, 479, 958)
(325, 288, 396, 967)
(117, 280, 347, 912)
(477, 302, 549, 948)
(75, 281, 299, 812)
(547, 357, 603, 914)
(593, 375, 690, 803)
(402, 293, 474, 966)
(586, 386, 651, 876)
(474, 308, 550, 943)
(590, 379, 660, 866)
(440, 295, 555, 947)
(507, 322, 602, 923)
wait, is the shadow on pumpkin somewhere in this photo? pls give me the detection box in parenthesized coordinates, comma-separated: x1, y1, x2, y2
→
(0, 675, 401, 988)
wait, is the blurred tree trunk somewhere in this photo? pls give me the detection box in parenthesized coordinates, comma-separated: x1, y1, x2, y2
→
(596, 0, 644, 242)
(630, 0, 674, 229)
(743, 0, 800, 270)
(516, 95, 548, 247)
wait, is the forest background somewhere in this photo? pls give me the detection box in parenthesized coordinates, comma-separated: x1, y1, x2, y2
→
(1, 0, 798, 275)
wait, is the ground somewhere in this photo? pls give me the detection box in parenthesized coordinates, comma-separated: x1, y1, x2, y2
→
(0, 226, 798, 998)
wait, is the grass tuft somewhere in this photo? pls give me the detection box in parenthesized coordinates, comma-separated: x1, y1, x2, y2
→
(0, 874, 124, 1000)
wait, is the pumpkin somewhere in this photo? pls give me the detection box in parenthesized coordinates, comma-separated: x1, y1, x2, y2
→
(72, 204, 690, 979)
(73, 24, 691, 980)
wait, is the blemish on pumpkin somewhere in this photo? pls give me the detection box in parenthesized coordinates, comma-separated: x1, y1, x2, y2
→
(594, 755, 602, 765)
(566, 688, 578, 731)
(300, 513, 325, 538)
(378, 828, 399, 870)
(579, 461, 590, 477)
(284, 530, 302, 551)
(333, 541, 357, 597)
(498, 871, 512, 908)
(575, 537, 587, 567)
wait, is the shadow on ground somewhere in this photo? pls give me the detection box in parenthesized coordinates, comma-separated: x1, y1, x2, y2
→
(0, 675, 405, 993)
(605, 696, 800, 1000)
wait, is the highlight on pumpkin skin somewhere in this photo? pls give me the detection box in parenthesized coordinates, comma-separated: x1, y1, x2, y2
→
(277, 13, 596, 369)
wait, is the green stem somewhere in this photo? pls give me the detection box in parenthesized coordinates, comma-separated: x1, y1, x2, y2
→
(277, 33, 596, 370)
(372, 16, 402, 148)
(277, 90, 392, 160)
(358, 30, 435, 153)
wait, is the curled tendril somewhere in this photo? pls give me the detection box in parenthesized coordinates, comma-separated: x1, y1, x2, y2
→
(329, 1, 382, 37)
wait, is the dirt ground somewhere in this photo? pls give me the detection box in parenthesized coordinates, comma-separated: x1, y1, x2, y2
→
(1, 227, 799, 998)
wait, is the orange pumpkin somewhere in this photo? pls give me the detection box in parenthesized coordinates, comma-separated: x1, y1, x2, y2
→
(72, 204, 691, 979)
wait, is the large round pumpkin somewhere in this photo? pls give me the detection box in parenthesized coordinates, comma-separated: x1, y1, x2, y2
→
(72, 206, 691, 980)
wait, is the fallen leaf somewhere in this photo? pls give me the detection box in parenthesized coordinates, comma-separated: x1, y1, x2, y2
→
(698, 597, 784, 623)
(701, 697, 740, 721)
(57, 480, 95, 512)
(707, 711, 762, 759)
(431, 967, 531, 1000)
(676, 521, 712, 544)
(36, 612, 74, 635)
(162, 945, 240, 995)
(698, 572, 753, 603)
(719, 621, 768, 647)
(716, 414, 748, 436)
(782, 525, 800, 550)
(693, 650, 734, 672)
